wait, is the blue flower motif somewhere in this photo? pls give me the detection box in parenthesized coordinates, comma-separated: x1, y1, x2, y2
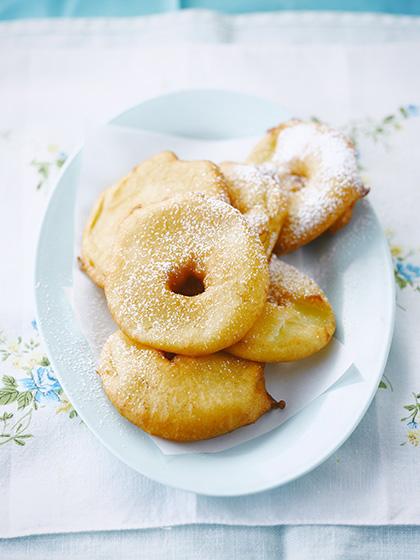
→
(20, 366, 62, 402)
(407, 420, 419, 429)
(407, 263, 420, 276)
(31, 319, 38, 331)
(406, 104, 419, 117)
(396, 262, 420, 283)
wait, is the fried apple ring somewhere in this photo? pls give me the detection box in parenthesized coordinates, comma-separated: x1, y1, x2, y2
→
(227, 257, 335, 362)
(105, 193, 269, 356)
(98, 331, 276, 442)
(247, 120, 369, 254)
(220, 162, 288, 256)
(81, 151, 229, 287)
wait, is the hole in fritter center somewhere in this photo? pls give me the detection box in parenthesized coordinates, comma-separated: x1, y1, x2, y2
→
(286, 160, 309, 192)
(168, 265, 205, 297)
(290, 159, 309, 179)
(162, 351, 176, 361)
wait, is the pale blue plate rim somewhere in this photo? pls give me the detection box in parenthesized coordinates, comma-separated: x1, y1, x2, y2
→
(34, 89, 395, 496)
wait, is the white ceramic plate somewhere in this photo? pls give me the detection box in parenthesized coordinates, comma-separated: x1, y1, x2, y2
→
(35, 90, 395, 496)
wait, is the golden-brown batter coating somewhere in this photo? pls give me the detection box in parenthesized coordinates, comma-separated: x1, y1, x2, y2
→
(247, 120, 368, 254)
(220, 161, 288, 256)
(105, 193, 269, 356)
(228, 257, 335, 362)
(98, 331, 276, 442)
(81, 151, 229, 287)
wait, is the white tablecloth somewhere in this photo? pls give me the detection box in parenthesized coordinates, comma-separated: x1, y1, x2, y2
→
(1, 11, 420, 539)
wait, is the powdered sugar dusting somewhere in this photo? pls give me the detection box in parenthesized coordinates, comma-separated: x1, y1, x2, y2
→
(82, 152, 230, 286)
(273, 122, 363, 189)
(105, 193, 269, 354)
(269, 121, 368, 243)
(221, 162, 288, 254)
(269, 256, 326, 304)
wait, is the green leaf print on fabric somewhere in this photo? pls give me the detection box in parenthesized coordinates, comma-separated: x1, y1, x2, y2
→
(343, 104, 419, 149)
(0, 321, 78, 448)
(401, 393, 420, 447)
(387, 233, 420, 294)
(31, 145, 67, 191)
